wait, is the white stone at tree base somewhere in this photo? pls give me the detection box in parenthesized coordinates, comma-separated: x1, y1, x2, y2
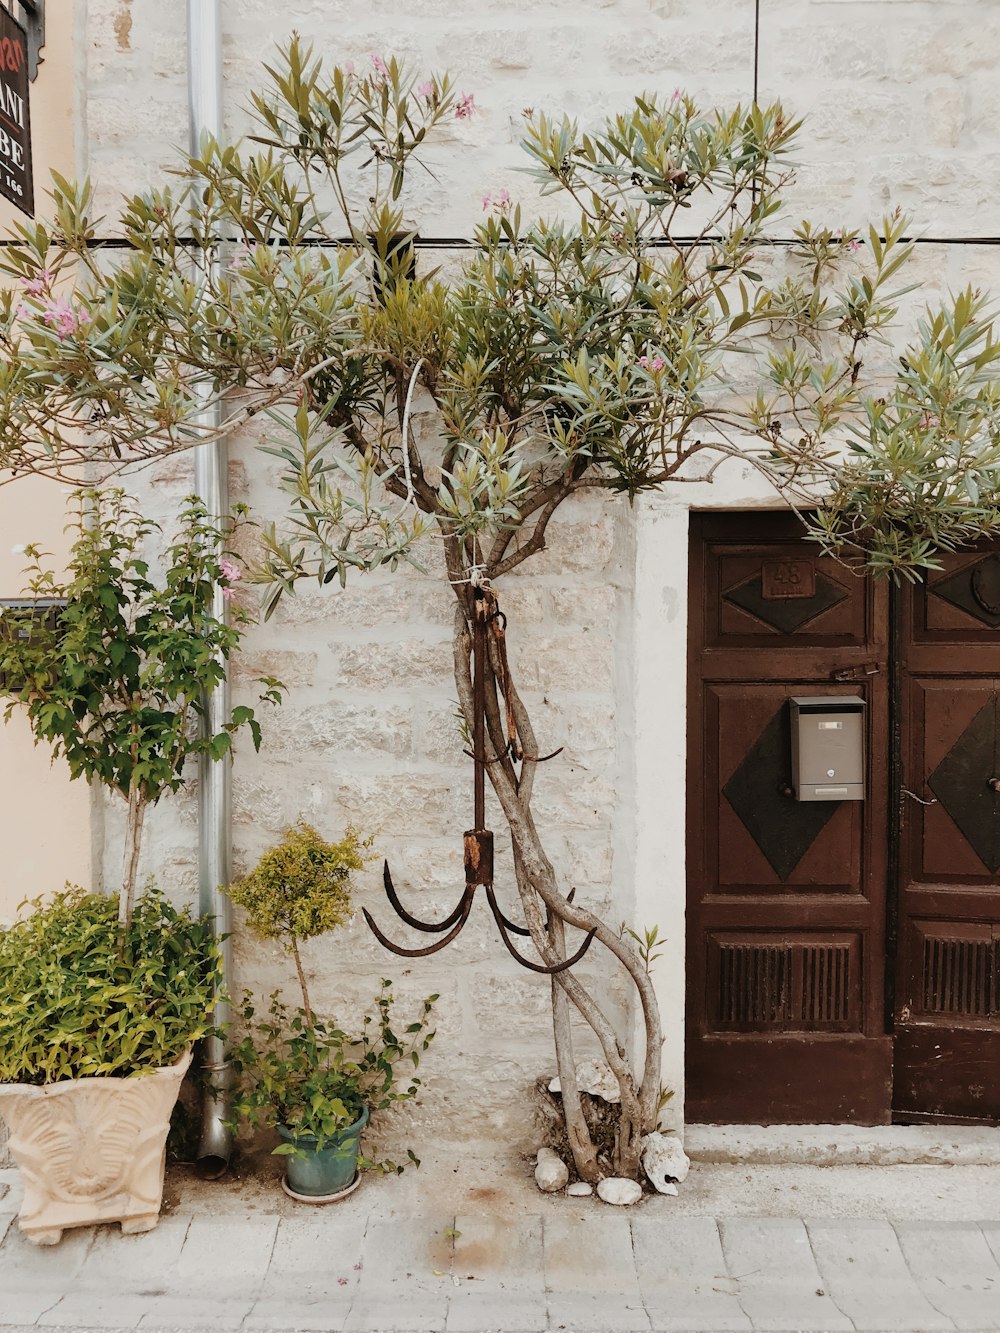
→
(547, 1058, 621, 1103)
(535, 1147, 569, 1192)
(566, 1181, 593, 1197)
(597, 1177, 643, 1206)
(641, 1131, 690, 1193)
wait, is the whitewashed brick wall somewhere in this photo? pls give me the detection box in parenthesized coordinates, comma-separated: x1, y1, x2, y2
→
(76, 0, 1000, 1169)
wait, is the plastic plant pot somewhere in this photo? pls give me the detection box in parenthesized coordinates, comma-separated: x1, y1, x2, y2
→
(277, 1104, 369, 1202)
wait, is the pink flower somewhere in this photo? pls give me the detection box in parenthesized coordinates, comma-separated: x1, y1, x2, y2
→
(370, 52, 388, 77)
(228, 243, 251, 271)
(21, 269, 52, 296)
(220, 556, 242, 586)
(483, 188, 512, 212)
(416, 79, 435, 100)
(637, 354, 666, 372)
(337, 1277, 349, 1286)
(41, 298, 87, 338)
(670, 87, 682, 101)
(354, 1263, 363, 1271)
(343, 60, 355, 78)
(455, 92, 476, 120)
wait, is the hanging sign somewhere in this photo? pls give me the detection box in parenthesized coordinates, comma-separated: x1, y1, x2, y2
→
(0, 7, 32, 216)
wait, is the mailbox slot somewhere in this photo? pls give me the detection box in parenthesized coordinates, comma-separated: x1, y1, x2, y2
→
(0, 598, 67, 692)
(790, 695, 865, 802)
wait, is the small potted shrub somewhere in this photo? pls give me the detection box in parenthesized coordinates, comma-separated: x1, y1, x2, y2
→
(229, 823, 438, 1201)
(0, 490, 280, 1243)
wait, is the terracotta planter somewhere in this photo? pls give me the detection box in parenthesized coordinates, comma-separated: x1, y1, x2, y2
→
(0, 1052, 190, 1245)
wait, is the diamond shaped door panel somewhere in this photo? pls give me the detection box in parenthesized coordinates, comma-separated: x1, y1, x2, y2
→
(906, 682, 1000, 884)
(712, 550, 867, 647)
(711, 687, 859, 891)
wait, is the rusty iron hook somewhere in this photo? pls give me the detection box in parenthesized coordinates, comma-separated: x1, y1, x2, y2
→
(486, 887, 596, 974)
(377, 859, 469, 933)
(362, 885, 475, 958)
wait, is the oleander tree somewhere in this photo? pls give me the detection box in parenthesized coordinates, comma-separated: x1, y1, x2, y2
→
(2, 39, 1000, 1178)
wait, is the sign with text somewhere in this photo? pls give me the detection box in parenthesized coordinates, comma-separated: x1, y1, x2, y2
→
(0, 7, 32, 216)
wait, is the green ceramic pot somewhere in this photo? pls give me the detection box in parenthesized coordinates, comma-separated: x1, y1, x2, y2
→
(278, 1104, 369, 1200)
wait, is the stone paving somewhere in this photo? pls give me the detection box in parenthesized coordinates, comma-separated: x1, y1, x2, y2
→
(1, 1166, 999, 1332)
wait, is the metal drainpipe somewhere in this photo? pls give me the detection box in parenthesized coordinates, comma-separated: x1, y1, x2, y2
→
(187, 0, 233, 1179)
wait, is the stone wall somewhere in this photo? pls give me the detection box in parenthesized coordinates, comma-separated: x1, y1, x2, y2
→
(67, 0, 1000, 1171)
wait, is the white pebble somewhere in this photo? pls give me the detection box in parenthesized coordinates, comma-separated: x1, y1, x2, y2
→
(534, 1147, 569, 1193)
(597, 1177, 643, 1206)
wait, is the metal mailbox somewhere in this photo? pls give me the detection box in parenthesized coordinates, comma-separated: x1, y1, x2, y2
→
(790, 695, 865, 802)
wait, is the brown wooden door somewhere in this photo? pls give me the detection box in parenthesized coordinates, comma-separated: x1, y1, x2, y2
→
(894, 552, 1000, 1123)
(686, 513, 892, 1123)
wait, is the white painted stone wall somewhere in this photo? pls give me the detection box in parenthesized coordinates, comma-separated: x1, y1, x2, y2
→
(71, 0, 1000, 1170)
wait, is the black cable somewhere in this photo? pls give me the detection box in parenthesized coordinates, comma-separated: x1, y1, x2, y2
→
(1, 234, 999, 249)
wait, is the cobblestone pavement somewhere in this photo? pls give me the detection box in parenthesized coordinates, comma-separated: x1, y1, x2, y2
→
(2, 1165, 999, 1332)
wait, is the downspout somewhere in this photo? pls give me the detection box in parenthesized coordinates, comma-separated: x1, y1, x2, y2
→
(187, 0, 233, 1178)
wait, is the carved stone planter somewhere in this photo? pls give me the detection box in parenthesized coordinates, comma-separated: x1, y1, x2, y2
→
(0, 1052, 190, 1245)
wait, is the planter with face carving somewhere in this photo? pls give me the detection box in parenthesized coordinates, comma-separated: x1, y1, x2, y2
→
(0, 1053, 190, 1245)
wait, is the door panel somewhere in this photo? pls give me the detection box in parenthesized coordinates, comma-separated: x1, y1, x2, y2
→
(896, 554, 1000, 1122)
(687, 514, 891, 1124)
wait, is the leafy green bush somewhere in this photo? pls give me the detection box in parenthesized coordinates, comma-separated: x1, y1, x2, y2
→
(0, 491, 282, 927)
(230, 983, 437, 1168)
(0, 887, 223, 1084)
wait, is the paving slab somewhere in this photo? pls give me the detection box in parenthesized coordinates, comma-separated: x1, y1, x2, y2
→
(894, 1221, 1000, 1331)
(447, 1213, 547, 1332)
(632, 1215, 752, 1332)
(543, 1208, 649, 1331)
(719, 1217, 853, 1331)
(32, 1218, 191, 1330)
(37, 1294, 165, 1328)
(806, 1218, 954, 1332)
(0, 1215, 95, 1321)
(245, 1213, 364, 1330)
(343, 1216, 453, 1332)
(136, 1214, 279, 1329)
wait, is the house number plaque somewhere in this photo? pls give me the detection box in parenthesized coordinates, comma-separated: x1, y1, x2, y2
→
(761, 558, 815, 600)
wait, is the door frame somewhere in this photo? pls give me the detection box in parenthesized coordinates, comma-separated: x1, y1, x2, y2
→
(631, 484, 791, 1127)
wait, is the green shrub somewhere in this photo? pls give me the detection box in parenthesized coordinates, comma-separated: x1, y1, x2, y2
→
(0, 886, 223, 1084)
(229, 822, 371, 946)
(230, 982, 437, 1167)
(229, 822, 374, 1027)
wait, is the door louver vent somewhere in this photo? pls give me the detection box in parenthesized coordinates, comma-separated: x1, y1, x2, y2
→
(712, 935, 859, 1031)
(801, 943, 852, 1024)
(921, 929, 998, 1016)
(717, 943, 793, 1025)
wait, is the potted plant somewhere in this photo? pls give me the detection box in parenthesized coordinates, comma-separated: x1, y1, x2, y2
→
(228, 823, 438, 1201)
(0, 887, 222, 1244)
(0, 490, 281, 1243)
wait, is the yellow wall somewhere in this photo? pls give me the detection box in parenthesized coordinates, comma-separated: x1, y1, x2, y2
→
(0, 5, 90, 919)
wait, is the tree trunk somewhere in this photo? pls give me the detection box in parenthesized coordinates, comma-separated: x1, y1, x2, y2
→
(451, 604, 663, 1183)
(290, 934, 314, 1028)
(119, 786, 146, 929)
